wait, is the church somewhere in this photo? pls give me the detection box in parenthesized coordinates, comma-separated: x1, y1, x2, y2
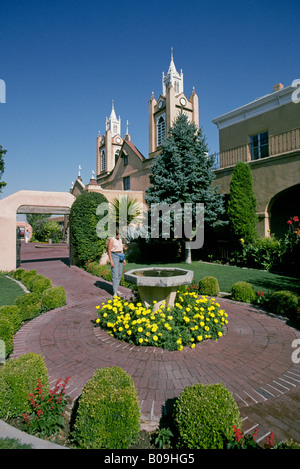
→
(71, 50, 199, 198)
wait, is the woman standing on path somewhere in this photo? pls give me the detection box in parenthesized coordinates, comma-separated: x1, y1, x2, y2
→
(108, 229, 126, 296)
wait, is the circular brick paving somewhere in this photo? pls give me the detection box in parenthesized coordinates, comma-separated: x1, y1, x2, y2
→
(10, 244, 300, 443)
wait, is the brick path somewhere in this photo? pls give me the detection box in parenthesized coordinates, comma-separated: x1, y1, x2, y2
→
(11, 243, 300, 444)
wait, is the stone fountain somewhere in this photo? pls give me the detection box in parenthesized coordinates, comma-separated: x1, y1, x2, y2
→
(124, 267, 193, 310)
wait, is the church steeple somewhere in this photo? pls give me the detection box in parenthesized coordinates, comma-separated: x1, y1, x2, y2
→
(162, 48, 184, 95)
(106, 100, 121, 136)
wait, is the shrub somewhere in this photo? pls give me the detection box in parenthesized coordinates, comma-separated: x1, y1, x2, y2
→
(0, 353, 49, 419)
(268, 290, 299, 320)
(28, 275, 52, 294)
(72, 367, 140, 449)
(14, 292, 42, 321)
(0, 305, 22, 333)
(70, 191, 109, 266)
(198, 276, 220, 296)
(231, 281, 256, 303)
(0, 317, 15, 357)
(174, 383, 241, 449)
(12, 269, 26, 281)
(41, 287, 66, 311)
(21, 270, 38, 289)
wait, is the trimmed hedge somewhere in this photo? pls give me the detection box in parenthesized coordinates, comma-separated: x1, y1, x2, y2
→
(198, 276, 220, 296)
(0, 305, 22, 333)
(231, 281, 256, 303)
(0, 353, 49, 419)
(72, 367, 140, 449)
(174, 383, 241, 449)
(70, 191, 109, 266)
(14, 292, 42, 321)
(41, 287, 66, 311)
(269, 290, 299, 320)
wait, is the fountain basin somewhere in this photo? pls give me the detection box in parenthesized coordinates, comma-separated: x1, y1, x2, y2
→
(124, 267, 193, 310)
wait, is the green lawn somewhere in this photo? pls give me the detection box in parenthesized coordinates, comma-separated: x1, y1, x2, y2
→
(0, 273, 25, 306)
(125, 261, 300, 296)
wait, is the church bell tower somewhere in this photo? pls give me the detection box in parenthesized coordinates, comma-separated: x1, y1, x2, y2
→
(148, 49, 199, 158)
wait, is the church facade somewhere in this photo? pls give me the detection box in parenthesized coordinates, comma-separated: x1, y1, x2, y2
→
(93, 51, 199, 193)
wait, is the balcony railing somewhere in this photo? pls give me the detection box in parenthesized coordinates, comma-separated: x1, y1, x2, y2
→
(212, 127, 300, 170)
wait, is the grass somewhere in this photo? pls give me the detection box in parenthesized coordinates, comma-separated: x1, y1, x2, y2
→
(0, 437, 33, 449)
(0, 273, 25, 306)
(125, 261, 300, 296)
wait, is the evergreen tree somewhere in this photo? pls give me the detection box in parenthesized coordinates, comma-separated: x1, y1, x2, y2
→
(145, 113, 225, 260)
(227, 161, 257, 244)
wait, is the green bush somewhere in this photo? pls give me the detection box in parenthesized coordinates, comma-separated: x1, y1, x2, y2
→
(73, 367, 140, 449)
(231, 281, 256, 303)
(0, 305, 22, 333)
(41, 287, 66, 311)
(268, 290, 299, 320)
(70, 191, 109, 266)
(0, 317, 15, 357)
(0, 353, 49, 419)
(174, 383, 241, 449)
(27, 275, 52, 294)
(12, 269, 26, 281)
(14, 292, 42, 321)
(198, 276, 220, 296)
(21, 270, 38, 289)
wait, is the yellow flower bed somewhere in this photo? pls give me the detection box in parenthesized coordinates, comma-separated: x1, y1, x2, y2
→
(95, 291, 228, 351)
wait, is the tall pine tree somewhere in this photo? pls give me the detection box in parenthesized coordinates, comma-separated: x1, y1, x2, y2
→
(145, 113, 225, 260)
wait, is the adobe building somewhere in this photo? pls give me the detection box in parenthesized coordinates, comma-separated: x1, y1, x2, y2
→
(212, 82, 300, 238)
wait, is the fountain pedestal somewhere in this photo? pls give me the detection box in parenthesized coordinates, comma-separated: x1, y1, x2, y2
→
(124, 267, 193, 310)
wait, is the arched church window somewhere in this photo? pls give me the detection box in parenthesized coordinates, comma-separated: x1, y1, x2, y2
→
(101, 150, 106, 172)
(157, 115, 166, 146)
(113, 124, 118, 134)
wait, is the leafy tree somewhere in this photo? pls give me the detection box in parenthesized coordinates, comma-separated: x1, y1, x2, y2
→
(0, 145, 7, 193)
(145, 113, 226, 260)
(70, 191, 108, 266)
(26, 213, 50, 231)
(227, 161, 257, 244)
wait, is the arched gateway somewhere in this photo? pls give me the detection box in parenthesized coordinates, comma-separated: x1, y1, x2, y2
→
(0, 190, 75, 271)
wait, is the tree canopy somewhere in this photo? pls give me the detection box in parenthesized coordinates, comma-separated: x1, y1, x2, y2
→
(145, 112, 225, 232)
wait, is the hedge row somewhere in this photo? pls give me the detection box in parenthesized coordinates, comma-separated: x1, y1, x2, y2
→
(0, 269, 66, 358)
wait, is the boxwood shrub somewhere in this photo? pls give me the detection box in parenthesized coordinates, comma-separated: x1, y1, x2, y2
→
(12, 269, 26, 281)
(0, 305, 22, 333)
(72, 366, 140, 449)
(14, 292, 42, 321)
(21, 270, 38, 289)
(26, 274, 52, 294)
(231, 281, 256, 303)
(174, 383, 241, 449)
(198, 276, 220, 296)
(0, 353, 49, 419)
(268, 290, 299, 320)
(0, 317, 15, 357)
(41, 287, 66, 311)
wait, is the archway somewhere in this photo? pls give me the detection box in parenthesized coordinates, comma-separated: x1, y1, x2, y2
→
(268, 184, 300, 239)
(0, 190, 75, 271)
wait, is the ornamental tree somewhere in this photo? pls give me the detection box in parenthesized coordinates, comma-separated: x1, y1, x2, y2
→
(70, 191, 108, 266)
(227, 161, 257, 244)
(145, 112, 226, 260)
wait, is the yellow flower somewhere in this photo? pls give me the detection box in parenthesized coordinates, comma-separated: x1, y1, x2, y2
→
(240, 238, 244, 244)
(218, 331, 223, 337)
(177, 345, 183, 351)
(96, 305, 100, 309)
(153, 335, 158, 341)
(138, 327, 143, 333)
(190, 343, 195, 349)
(197, 335, 203, 341)
(96, 318, 100, 323)
(139, 338, 143, 343)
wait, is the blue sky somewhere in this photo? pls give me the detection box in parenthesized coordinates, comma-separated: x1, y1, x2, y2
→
(1, 0, 299, 199)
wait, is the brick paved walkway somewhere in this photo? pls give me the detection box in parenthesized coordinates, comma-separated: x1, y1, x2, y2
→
(11, 243, 300, 444)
